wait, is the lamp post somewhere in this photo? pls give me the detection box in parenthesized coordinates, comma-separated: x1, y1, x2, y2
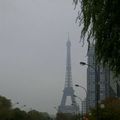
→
(75, 84, 87, 94)
(53, 106, 58, 113)
(72, 100, 79, 115)
(73, 95, 83, 120)
(75, 84, 87, 114)
(80, 61, 100, 120)
(20, 105, 26, 109)
(12, 102, 19, 108)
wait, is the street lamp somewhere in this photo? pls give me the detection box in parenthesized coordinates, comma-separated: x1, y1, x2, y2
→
(12, 102, 19, 108)
(72, 100, 79, 115)
(80, 62, 95, 70)
(75, 84, 87, 113)
(53, 106, 58, 113)
(75, 84, 87, 95)
(73, 94, 83, 120)
(20, 105, 26, 109)
(80, 61, 100, 120)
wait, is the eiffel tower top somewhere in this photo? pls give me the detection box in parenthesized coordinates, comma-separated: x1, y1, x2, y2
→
(65, 34, 72, 88)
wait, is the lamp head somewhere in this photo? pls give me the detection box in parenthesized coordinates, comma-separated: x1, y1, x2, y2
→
(73, 94, 77, 97)
(80, 62, 86, 65)
(75, 84, 79, 87)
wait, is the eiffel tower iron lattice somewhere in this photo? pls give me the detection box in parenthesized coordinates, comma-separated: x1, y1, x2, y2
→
(58, 36, 79, 114)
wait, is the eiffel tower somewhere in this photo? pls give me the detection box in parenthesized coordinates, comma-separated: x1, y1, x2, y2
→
(58, 36, 79, 114)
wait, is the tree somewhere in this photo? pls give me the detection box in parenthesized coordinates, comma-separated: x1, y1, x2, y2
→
(0, 95, 12, 120)
(73, 0, 120, 76)
(28, 110, 50, 120)
(88, 97, 120, 120)
(11, 108, 28, 120)
(0, 95, 11, 109)
(0, 95, 51, 120)
(56, 113, 80, 120)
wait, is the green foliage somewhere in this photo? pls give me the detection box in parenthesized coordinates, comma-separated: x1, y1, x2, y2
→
(11, 108, 28, 120)
(0, 95, 12, 120)
(73, 0, 120, 76)
(0, 95, 51, 120)
(56, 113, 80, 120)
(28, 110, 50, 120)
(88, 97, 120, 120)
(0, 95, 11, 109)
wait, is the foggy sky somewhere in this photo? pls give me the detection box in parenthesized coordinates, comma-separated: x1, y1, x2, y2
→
(0, 0, 87, 114)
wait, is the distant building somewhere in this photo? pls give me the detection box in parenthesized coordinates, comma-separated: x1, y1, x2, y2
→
(81, 100, 86, 114)
(86, 44, 120, 111)
(87, 45, 96, 110)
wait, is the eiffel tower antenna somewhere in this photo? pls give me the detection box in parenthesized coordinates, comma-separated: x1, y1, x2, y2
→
(68, 32, 69, 40)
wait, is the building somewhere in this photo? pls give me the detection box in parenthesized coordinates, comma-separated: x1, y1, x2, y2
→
(81, 100, 86, 114)
(87, 45, 96, 110)
(87, 44, 120, 111)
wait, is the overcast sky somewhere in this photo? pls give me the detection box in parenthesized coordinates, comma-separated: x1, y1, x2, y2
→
(0, 0, 87, 114)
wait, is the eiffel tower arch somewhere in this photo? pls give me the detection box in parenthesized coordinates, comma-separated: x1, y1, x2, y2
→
(58, 36, 79, 114)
